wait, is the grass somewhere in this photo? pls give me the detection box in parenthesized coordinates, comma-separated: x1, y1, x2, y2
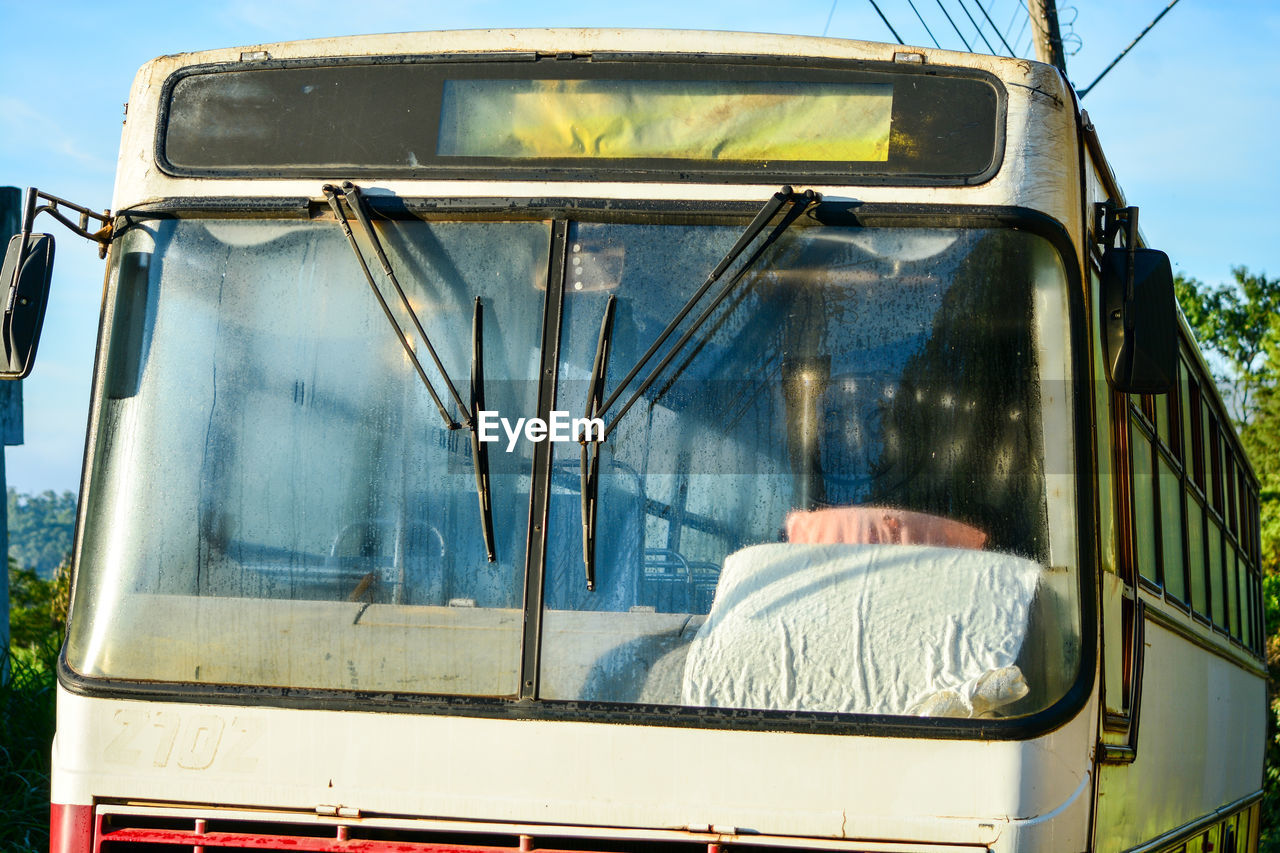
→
(0, 638, 59, 853)
(3, 559, 67, 853)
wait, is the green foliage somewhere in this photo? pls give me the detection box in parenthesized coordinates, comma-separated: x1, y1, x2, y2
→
(1176, 267, 1280, 424)
(1266, 748, 1280, 853)
(1266, 573, 1280, 645)
(3, 558, 64, 853)
(7, 488, 77, 580)
(0, 643, 58, 853)
(1245, 383, 1280, 573)
(8, 559, 69, 650)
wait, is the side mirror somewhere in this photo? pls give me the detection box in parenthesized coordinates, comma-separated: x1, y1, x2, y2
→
(1101, 245, 1176, 394)
(0, 233, 56, 380)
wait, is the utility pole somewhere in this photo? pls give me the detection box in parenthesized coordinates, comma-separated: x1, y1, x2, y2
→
(0, 186, 25, 683)
(1027, 0, 1067, 73)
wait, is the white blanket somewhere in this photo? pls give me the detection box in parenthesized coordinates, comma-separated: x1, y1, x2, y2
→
(681, 543, 1041, 718)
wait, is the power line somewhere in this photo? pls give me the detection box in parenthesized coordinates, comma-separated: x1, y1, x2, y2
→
(866, 0, 905, 44)
(1057, 4, 1082, 57)
(999, 0, 1028, 57)
(1079, 0, 1182, 98)
(935, 0, 974, 52)
(822, 0, 839, 37)
(906, 0, 942, 48)
(956, 0, 997, 54)
(1002, 0, 1021, 35)
(975, 0, 1017, 56)
(1011, 7, 1031, 57)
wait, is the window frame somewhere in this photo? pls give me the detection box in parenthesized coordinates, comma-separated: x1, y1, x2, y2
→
(60, 199, 1095, 741)
(1117, 343, 1263, 655)
(156, 55, 1008, 187)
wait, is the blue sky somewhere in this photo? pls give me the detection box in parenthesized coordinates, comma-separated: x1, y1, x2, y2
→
(1, 0, 1277, 494)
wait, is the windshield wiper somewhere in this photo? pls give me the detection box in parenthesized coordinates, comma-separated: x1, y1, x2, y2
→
(577, 186, 817, 587)
(322, 182, 497, 563)
(581, 295, 617, 591)
(597, 186, 817, 440)
(470, 297, 496, 562)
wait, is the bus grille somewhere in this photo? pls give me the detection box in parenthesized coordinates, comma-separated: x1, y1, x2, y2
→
(92, 810, 979, 853)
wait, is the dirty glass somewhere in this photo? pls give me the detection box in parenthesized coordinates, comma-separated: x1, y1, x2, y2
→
(67, 218, 549, 695)
(68, 213, 1080, 724)
(161, 62, 999, 182)
(540, 224, 1080, 720)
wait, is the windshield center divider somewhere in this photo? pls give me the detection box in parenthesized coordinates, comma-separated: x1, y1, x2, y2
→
(519, 219, 570, 700)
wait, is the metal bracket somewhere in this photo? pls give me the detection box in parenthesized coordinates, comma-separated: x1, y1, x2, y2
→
(1094, 202, 1141, 331)
(18, 187, 113, 259)
(1093, 201, 1138, 253)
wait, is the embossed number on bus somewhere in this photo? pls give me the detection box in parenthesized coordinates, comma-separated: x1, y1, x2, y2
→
(103, 709, 263, 772)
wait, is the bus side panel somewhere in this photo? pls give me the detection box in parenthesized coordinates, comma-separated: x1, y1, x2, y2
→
(1092, 618, 1265, 851)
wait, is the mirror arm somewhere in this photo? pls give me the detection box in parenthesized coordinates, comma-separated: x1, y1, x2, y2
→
(1122, 207, 1138, 331)
(1094, 201, 1141, 330)
(0, 188, 111, 380)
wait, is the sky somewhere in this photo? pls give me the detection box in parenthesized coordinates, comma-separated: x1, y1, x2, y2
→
(0, 0, 1277, 495)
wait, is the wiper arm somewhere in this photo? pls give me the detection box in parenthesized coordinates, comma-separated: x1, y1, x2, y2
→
(339, 181, 473, 424)
(577, 187, 816, 589)
(322, 183, 465, 430)
(323, 183, 499, 562)
(597, 186, 817, 440)
(580, 295, 617, 591)
(470, 298, 497, 562)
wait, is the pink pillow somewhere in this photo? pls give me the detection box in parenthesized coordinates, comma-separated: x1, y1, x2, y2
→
(785, 506, 987, 550)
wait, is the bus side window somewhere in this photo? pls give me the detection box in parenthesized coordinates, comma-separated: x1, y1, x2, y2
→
(1129, 412, 1158, 587)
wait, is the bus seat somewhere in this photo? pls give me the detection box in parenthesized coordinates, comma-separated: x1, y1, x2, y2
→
(785, 506, 987, 550)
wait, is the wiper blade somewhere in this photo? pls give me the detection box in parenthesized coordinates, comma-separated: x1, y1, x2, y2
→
(470, 297, 497, 563)
(580, 295, 617, 591)
(597, 186, 818, 439)
(322, 183, 465, 430)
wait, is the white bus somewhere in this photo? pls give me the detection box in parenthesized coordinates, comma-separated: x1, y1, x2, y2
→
(2, 28, 1264, 853)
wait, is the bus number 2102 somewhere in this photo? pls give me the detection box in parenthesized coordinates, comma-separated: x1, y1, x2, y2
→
(103, 709, 263, 772)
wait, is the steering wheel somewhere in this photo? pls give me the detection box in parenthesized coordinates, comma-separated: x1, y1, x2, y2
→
(330, 520, 445, 605)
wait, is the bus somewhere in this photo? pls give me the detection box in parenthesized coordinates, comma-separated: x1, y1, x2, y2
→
(2, 28, 1264, 853)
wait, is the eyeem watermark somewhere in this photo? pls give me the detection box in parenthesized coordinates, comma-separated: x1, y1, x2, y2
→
(477, 410, 604, 452)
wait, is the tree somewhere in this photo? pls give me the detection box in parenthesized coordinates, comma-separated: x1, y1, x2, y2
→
(6, 556, 67, 652)
(1175, 266, 1280, 425)
(1246, 384, 1280, 574)
(6, 490, 77, 579)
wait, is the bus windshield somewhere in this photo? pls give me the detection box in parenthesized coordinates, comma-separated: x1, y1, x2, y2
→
(67, 211, 1080, 724)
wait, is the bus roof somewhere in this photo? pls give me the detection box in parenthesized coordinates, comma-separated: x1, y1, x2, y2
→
(143, 28, 1059, 76)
